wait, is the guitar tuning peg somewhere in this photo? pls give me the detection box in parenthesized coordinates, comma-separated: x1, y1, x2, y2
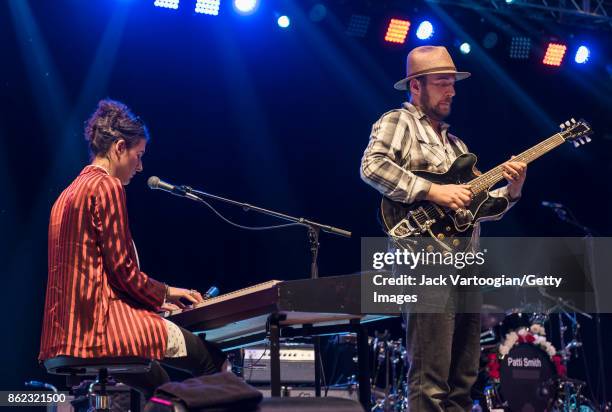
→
(565, 121, 571, 127)
(579, 138, 585, 145)
(571, 118, 576, 123)
(560, 123, 565, 129)
(585, 136, 592, 143)
(573, 141, 580, 148)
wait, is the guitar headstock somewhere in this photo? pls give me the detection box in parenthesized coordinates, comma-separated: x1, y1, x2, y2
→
(559, 118, 593, 148)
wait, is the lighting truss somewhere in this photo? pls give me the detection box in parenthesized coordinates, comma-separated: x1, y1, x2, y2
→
(425, 0, 612, 30)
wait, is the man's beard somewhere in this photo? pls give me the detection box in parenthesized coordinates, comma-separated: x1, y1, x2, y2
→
(425, 103, 450, 120)
(420, 88, 451, 121)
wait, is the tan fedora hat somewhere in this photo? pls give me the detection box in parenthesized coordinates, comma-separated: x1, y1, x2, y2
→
(393, 45, 471, 90)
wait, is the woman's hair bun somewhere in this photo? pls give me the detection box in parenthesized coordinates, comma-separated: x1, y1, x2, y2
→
(84, 99, 149, 157)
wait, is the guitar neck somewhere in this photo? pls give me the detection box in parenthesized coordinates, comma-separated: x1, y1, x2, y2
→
(469, 132, 566, 194)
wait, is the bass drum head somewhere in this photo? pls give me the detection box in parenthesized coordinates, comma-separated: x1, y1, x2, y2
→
(499, 344, 556, 412)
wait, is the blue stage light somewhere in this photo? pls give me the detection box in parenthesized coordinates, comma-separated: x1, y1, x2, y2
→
(575, 46, 590, 64)
(346, 14, 371, 38)
(459, 42, 471, 54)
(195, 0, 220, 15)
(277, 15, 290, 28)
(154, 0, 179, 9)
(483, 32, 498, 49)
(234, 0, 258, 14)
(416, 21, 434, 40)
(309, 4, 327, 22)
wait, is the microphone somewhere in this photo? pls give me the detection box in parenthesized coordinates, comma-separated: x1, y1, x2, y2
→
(147, 176, 188, 197)
(204, 286, 220, 299)
(541, 200, 564, 209)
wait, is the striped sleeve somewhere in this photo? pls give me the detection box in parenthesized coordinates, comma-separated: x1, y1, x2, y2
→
(95, 176, 166, 310)
(360, 110, 432, 204)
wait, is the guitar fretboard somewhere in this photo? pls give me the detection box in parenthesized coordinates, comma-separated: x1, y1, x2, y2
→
(469, 133, 566, 194)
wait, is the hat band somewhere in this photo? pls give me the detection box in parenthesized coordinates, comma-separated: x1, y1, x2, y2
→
(407, 66, 458, 78)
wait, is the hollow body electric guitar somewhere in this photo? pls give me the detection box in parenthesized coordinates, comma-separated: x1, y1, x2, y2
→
(380, 119, 592, 252)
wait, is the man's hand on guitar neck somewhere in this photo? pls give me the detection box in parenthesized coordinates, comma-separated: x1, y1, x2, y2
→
(501, 157, 527, 200)
(425, 183, 472, 211)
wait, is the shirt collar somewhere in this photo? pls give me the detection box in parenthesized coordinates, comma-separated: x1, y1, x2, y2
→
(82, 164, 110, 175)
(402, 102, 451, 133)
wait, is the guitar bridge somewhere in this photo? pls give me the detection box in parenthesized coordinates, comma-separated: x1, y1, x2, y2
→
(388, 219, 416, 238)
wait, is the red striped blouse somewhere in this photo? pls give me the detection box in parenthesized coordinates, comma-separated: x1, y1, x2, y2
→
(39, 165, 168, 361)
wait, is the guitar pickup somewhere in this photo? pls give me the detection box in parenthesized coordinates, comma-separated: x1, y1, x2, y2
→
(388, 207, 436, 238)
(409, 207, 436, 232)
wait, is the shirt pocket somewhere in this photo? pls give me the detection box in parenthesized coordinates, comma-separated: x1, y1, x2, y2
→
(415, 139, 446, 171)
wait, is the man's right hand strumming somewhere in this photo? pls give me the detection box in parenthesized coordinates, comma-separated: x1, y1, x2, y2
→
(426, 183, 472, 210)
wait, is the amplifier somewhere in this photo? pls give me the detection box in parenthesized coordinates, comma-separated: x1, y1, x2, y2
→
(243, 343, 315, 383)
(257, 386, 359, 401)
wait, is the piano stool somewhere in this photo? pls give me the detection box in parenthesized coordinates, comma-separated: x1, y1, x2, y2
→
(44, 355, 151, 411)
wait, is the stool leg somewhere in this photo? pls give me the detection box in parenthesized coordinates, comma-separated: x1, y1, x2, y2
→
(130, 388, 141, 411)
(99, 369, 107, 396)
(88, 368, 111, 412)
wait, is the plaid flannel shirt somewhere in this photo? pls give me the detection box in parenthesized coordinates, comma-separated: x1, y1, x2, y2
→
(361, 102, 518, 243)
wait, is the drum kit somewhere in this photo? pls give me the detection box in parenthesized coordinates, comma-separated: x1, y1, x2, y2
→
(475, 304, 599, 412)
(369, 330, 409, 411)
(361, 206, 607, 411)
(366, 304, 603, 412)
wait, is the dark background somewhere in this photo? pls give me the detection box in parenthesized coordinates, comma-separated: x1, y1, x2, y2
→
(1, 0, 611, 406)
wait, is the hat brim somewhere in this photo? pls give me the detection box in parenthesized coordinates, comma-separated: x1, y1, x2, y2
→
(393, 71, 471, 90)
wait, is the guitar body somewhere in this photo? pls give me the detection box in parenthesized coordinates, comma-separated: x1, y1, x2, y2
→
(380, 153, 509, 252)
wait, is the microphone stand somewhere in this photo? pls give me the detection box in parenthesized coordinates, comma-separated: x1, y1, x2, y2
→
(543, 202, 606, 411)
(179, 185, 351, 280)
(546, 204, 595, 237)
(179, 184, 351, 399)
